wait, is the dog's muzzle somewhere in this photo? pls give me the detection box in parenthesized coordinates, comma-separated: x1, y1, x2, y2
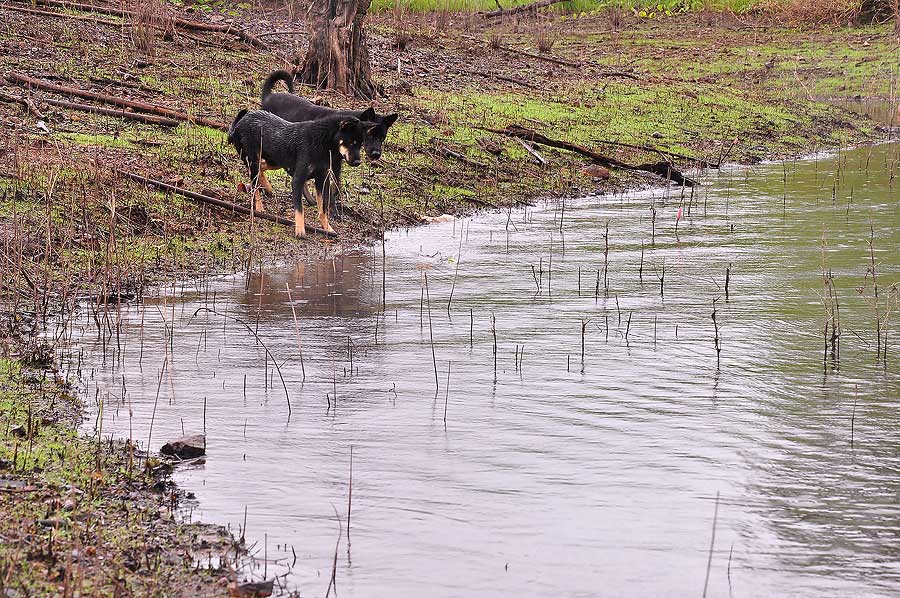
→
(369, 151, 382, 160)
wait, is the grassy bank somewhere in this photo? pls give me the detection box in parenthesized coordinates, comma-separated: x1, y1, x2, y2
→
(0, 357, 242, 596)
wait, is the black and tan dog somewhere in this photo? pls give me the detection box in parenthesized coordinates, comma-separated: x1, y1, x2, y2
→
(260, 70, 399, 161)
(228, 109, 365, 238)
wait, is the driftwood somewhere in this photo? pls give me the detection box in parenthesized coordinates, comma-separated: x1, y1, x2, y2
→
(8, 0, 268, 48)
(0, 90, 45, 119)
(7, 72, 227, 130)
(484, 124, 698, 186)
(40, 97, 180, 126)
(482, 0, 567, 19)
(116, 170, 337, 237)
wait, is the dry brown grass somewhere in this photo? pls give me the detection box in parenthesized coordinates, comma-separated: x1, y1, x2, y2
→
(534, 24, 557, 54)
(605, 6, 626, 31)
(488, 27, 503, 49)
(130, 0, 174, 55)
(392, 2, 412, 50)
(775, 0, 897, 26)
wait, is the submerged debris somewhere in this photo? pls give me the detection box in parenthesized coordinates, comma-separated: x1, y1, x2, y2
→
(161, 434, 207, 459)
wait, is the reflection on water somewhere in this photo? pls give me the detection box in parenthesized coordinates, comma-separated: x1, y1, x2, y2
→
(63, 141, 900, 597)
(236, 251, 377, 319)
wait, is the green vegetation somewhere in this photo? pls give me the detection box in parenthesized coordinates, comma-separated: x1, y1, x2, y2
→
(372, 0, 762, 14)
(0, 357, 236, 596)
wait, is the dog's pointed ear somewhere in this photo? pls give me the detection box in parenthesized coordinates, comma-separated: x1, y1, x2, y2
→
(339, 119, 358, 132)
(360, 107, 377, 121)
(383, 113, 399, 128)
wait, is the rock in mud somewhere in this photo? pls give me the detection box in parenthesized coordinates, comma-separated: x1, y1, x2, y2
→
(160, 434, 206, 459)
(229, 580, 274, 597)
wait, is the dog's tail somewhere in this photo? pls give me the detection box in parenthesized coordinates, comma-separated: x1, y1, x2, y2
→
(260, 70, 294, 102)
(227, 108, 249, 145)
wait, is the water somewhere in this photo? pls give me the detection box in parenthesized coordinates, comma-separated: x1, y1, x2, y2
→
(64, 141, 900, 597)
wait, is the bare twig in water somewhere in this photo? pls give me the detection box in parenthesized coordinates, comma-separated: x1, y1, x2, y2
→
(712, 298, 722, 366)
(189, 307, 291, 418)
(424, 272, 439, 391)
(285, 284, 306, 382)
(146, 355, 169, 456)
(447, 232, 464, 315)
(347, 446, 353, 544)
(444, 361, 451, 427)
(725, 264, 731, 301)
(491, 313, 498, 380)
(325, 506, 342, 597)
(702, 491, 720, 598)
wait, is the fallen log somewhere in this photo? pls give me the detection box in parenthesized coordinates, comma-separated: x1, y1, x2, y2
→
(482, 0, 567, 19)
(0, 90, 45, 119)
(7, 0, 268, 49)
(115, 170, 337, 238)
(7, 72, 227, 130)
(41, 97, 180, 126)
(482, 124, 698, 186)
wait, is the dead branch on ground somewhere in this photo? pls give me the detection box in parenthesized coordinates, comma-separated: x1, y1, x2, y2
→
(7, 72, 227, 130)
(482, 124, 699, 186)
(116, 170, 337, 237)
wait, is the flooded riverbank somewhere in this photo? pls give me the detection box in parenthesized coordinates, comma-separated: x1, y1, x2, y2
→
(61, 141, 899, 597)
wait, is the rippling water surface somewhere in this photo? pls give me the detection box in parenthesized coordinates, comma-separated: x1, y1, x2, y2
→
(64, 141, 900, 597)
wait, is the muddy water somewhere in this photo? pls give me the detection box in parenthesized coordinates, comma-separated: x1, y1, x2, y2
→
(66, 141, 900, 597)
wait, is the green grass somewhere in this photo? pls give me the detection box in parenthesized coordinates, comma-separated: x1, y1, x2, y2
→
(372, 0, 762, 14)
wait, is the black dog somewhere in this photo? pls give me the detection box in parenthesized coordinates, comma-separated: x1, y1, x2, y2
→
(228, 109, 364, 238)
(261, 70, 398, 162)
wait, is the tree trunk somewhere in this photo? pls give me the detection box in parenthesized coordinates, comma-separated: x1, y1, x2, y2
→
(297, 0, 380, 99)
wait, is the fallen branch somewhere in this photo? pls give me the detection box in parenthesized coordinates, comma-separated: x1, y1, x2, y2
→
(0, 3, 125, 26)
(595, 69, 640, 81)
(496, 44, 581, 69)
(594, 139, 715, 168)
(0, 486, 39, 493)
(7, 72, 227, 130)
(517, 138, 546, 165)
(41, 97, 180, 126)
(115, 170, 337, 237)
(481, 0, 567, 19)
(0, 90, 45, 119)
(462, 69, 541, 90)
(168, 15, 268, 49)
(437, 145, 489, 169)
(7, 0, 268, 48)
(482, 124, 698, 186)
